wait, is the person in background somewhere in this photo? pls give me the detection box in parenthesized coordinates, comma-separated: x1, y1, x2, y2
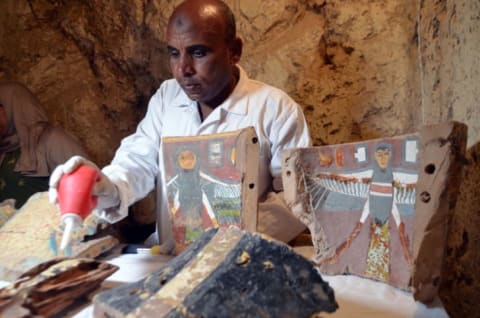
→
(49, 0, 311, 253)
(0, 81, 89, 208)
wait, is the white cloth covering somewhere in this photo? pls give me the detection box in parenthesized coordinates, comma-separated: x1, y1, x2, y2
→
(99, 66, 311, 251)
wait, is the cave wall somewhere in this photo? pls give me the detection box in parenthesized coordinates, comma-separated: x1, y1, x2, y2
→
(1, 0, 478, 164)
(0, 0, 423, 167)
(419, 0, 480, 148)
(0, 0, 172, 166)
(238, 0, 421, 146)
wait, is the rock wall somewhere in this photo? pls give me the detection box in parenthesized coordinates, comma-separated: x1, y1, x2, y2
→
(2, 0, 478, 162)
(1, 0, 478, 163)
(0, 0, 421, 166)
(419, 0, 480, 148)
(239, 0, 421, 146)
(0, 0, 172, 166)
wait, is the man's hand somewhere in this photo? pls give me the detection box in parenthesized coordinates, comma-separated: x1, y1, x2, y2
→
(49, 156, 120, 213)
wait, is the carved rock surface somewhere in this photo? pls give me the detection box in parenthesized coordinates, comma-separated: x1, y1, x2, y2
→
(94, 228, 338, 318)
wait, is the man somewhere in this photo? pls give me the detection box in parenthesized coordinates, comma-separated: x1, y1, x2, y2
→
(49, 0, 311, 253)
(0, 81, 89, 208)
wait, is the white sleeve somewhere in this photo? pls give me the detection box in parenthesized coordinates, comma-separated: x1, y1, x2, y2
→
(269, 97, 311, 187)
(100, 86, 165, 221)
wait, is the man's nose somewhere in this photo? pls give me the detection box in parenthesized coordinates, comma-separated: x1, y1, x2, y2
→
(178, 55, 194, 76)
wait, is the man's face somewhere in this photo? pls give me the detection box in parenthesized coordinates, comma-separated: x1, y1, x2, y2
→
(166, 12, 239, 108)
(374, 149, 391, 170)
(0, 105, 7, 138)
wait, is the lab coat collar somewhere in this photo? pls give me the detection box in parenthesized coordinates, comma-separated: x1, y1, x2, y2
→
(169, 65, 250, 116)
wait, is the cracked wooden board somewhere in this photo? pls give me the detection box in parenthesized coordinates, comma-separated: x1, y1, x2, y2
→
(282, 121, 467, 303)
(438, 141, 480, 317)
(94, 227, 338, 317)
(0, 258, 118, 317)
(412, 121, 468, 303)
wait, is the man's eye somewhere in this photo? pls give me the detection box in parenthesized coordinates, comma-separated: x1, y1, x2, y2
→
(192, 49, 207, 58)
(168, 49, 180, 58)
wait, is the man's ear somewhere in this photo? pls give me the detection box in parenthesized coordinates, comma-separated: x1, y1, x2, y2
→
(230, 37, 243, 64)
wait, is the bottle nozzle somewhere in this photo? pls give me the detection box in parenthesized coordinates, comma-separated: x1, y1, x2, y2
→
(60, 214, 81, 251)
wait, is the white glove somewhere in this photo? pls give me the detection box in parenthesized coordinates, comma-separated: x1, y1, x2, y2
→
(49, 155, 120, 214)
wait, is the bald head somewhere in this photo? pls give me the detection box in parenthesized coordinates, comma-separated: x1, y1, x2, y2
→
(168, 0, 236, 45)
(165, 0, 242, 109)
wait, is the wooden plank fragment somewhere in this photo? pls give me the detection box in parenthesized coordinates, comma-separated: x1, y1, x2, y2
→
(438, 141, 480, 318)
(412, 121, 467, 303)
(94, 228, 338, 317)
(0, 258, 118, 317)
(161, 127, 259, 254)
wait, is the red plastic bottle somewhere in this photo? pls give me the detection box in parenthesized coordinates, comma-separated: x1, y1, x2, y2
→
(57, 165, 99, 250)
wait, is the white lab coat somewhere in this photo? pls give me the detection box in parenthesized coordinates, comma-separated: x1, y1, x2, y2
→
(100, 66, 311, 252)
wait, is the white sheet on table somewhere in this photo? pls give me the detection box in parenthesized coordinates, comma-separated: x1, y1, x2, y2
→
(322, 275, 448, 318)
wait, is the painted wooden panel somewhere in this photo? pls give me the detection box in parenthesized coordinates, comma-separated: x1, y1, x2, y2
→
(162, 127, 259, 254)
(283, 121, 467, 302)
